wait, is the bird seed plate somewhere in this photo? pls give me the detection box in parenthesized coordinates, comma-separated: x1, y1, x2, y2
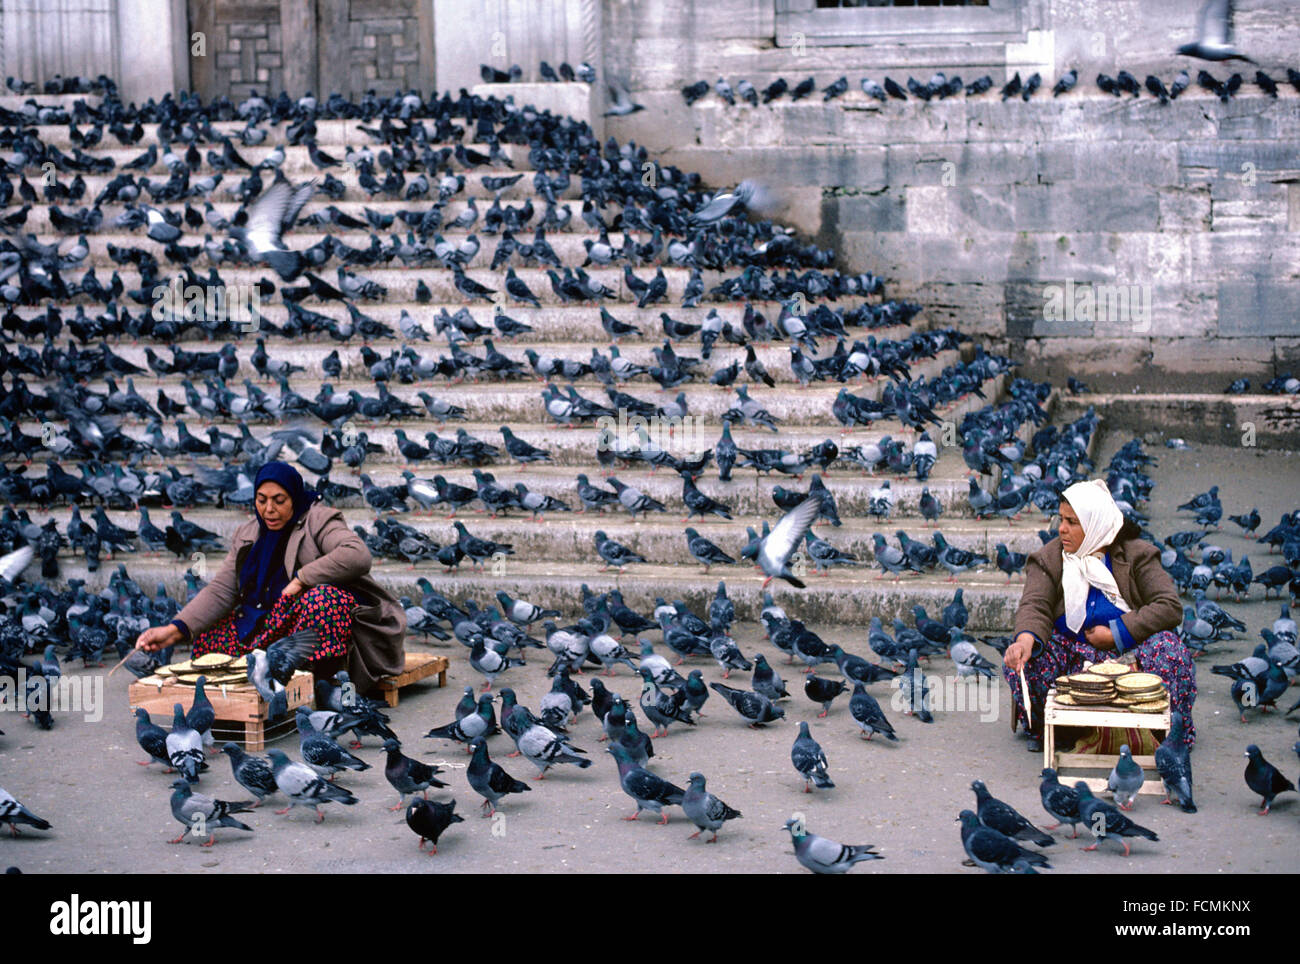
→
(201, 673, 248, 685)
(1126, 699, 1169, 713)
(1088, 661, 1132, 677)
(1115, 672, 1163, 691)
(228, 656, 248, 670)
(1068, 672, 1111, 687)
(191, 653, 233, 669)
(153, 661, 189, 676)
(173, 673, 205, 684)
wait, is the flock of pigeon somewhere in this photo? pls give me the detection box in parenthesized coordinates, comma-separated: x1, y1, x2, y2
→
(680, 66, 1300, 109)
(0, 32, 1297, 869)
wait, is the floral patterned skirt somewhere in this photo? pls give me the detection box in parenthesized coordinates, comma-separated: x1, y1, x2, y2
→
(1002, 628, 1196, 748)
(190, 585, 354, 664)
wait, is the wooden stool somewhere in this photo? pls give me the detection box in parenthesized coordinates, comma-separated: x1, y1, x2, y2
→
(374, 652, 449, 707)
(1043, 688, 1169, 794)
(129, 672, 313, 751)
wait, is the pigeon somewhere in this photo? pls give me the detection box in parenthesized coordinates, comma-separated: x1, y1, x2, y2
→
(957, 810, 1051, 874)
(792, 721, 834, 792)
(165, 702, 205, 784)
(783, 818, 881, 874)
(405, 798, 463, 855)
(972, 780, 1054, 847)
(1176, 0, 1255, 63)
(751, 653, 789, 702)
(296, 707, 371, 778)
(1155, 713, 1197, 813)
(382, 738, 450, 811)
(710, 682, 784, 726)
(467, 738, 531, 815)
(0, 787, 51, 837)
(219, 743, 278, 807)
(1075, 782, 1159, 857)
(1107, 745, 1145, 811)
(594, 530, 646, 571)
(1038, 768, 1083, 838)
(1244, 744, 1295, 815)
(757, 496, 821, 589)
(849, 683, 897, 741)
(134, 707, 171, 769)
(230, 176, 316, 281)
(804, 675, 847, 717)
(266, 749, 358, 822)
(681, 772, 742, 842)
(609, 742, 685, 823)
(167, 780, 253, 846)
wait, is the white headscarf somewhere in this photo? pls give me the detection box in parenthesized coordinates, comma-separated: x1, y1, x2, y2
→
(1060, 478, 1130, 634)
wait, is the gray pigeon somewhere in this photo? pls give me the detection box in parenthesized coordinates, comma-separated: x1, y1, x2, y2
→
(783, 817, 881, 873)
(1107, 745, 1145, 811)
(681, 772, 742, 842)
(220, 743, 277, 805)
(792, 721, 834, 792)
(168, 779, 254, 846)
(266, 749, 358, 822)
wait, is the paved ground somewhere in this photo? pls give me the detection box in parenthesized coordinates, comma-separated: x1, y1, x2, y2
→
(2, 434, 1297, 874)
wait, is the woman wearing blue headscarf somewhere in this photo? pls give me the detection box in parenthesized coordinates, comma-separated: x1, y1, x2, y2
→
(135, 462, 406, 694)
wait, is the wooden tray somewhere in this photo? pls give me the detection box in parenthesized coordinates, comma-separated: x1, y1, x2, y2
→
(374, 652, 449, 707)
(128, 670, 313, 751)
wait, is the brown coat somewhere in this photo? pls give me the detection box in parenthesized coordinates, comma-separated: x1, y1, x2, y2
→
(1013, 528, 1183, 651)
(175, 502, 405, 692)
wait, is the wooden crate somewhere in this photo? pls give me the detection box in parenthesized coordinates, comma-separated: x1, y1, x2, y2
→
(374, 652, 449, 707)
(1043, 689, 1170, 795)
(128, 671, 313, 751)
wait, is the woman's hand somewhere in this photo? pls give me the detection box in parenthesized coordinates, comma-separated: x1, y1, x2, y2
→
(1003, 633, 1037, 672)
(136, 624, 182, 652)
(1084, 625, 1114, 649)
(281, 577, 306, 599)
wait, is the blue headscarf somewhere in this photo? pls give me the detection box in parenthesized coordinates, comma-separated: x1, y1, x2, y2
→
(233, 462, 319, 640)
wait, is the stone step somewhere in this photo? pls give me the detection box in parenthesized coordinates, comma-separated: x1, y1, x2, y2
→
(49, 499, 1050, 559)
(20, 196, 623, 234)
(23, 229, 695, 270)
(69, 339, 960, 392)
(30, 263, 710, 306)
(17, 304, 897, 350)
(22, 161, 588, 206)
(0, 92, 102, 113)
(47, 554, 1027, 635)
(29, 447, 997, 518)
(18, 118, 498, 150)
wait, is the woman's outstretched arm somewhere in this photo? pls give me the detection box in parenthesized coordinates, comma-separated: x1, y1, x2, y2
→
(295, 507, 372, 587)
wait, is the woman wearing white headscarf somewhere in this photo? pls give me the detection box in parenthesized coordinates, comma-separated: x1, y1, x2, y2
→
(1002, 479, 1192, 751)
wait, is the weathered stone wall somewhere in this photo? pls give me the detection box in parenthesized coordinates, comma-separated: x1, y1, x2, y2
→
(600, 0, 1300, 388)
